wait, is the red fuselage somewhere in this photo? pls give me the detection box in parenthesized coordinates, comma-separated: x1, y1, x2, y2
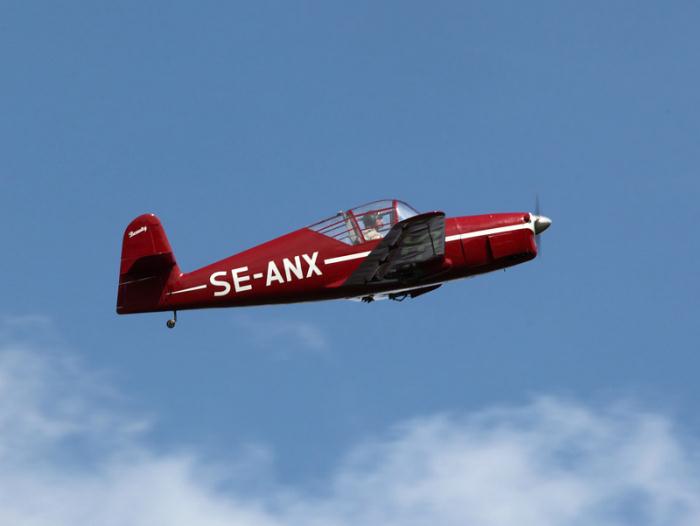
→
(117, 211, 541, 314)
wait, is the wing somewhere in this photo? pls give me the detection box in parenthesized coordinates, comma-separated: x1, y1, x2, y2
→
(343, 211, 446, 286)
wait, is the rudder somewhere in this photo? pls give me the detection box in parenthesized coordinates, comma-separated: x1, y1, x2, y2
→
(116, 214, 180, 314)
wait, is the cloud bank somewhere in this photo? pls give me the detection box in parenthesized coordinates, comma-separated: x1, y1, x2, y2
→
(1, 331, 699, 525)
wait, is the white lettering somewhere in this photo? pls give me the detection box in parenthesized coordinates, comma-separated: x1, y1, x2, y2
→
(283, 256, 304, 282)
(303, 252, 322, 277)
(210, 271, 231, 297)
(128, 226, 148, 239)
(231, 266, 252, 292)
(212, 253, 322, 294)
(266, 261, 284, 286)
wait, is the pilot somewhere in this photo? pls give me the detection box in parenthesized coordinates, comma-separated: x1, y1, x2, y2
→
(362, 213, 383, 241)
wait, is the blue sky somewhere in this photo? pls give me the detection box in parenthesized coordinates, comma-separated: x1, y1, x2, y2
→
(2, 2, 700, 523)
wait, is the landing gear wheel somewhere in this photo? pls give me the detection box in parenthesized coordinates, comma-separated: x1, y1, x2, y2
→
(166, 311, 177, 329)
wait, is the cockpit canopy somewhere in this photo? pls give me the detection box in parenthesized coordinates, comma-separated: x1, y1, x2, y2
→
(308, 199, 420, 245)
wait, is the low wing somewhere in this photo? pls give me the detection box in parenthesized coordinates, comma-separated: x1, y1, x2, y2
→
(346, 284, 442, 302)
(343, 211, 446, 286)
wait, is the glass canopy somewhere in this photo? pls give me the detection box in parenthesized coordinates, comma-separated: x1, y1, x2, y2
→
(309, 199, 419, 245)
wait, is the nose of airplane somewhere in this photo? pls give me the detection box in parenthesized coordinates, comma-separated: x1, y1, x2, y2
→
(533, 215, 552, 234)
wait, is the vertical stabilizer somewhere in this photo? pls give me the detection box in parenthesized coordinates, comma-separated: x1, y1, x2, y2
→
(116, 214, 180, 314)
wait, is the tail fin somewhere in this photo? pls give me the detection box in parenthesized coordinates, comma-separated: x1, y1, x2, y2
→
(116, 214, 181, 314)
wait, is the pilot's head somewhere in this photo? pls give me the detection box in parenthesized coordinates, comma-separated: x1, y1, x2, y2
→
(362, 213, 379, 229)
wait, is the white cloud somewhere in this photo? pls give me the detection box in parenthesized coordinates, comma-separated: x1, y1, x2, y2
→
(1, 325, 700, 525)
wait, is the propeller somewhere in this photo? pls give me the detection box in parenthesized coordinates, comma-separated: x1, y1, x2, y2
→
(532, 195, 552, 253)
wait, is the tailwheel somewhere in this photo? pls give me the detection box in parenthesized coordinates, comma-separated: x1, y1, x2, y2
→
(166, 311, 177, 329)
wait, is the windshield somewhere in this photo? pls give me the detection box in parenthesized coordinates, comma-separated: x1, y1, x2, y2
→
(309, 200, 419, 245)
(395, 201, 419, 221)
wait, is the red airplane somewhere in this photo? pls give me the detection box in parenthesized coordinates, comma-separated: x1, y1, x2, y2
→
(117, 199, 551, 328)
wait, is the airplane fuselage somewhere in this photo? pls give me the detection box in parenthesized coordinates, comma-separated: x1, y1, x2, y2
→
(118, 212, 541, 314)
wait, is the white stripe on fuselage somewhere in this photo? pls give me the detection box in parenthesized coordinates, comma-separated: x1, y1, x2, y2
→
(324, 251, 371, 265)
(444, 222, 534, 242)
(168, 284, 208, 295)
